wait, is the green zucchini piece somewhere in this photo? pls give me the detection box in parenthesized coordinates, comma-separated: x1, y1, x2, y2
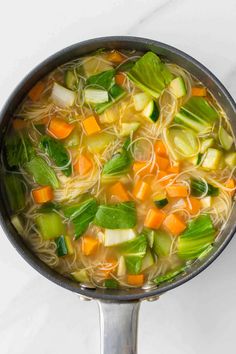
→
(120, 122, 140, 137)
(104, 279, 119, 289)
(64, 70, 78, 90)
(133, 92, 151, 111)
(55, 235, 74, 257)
(71, 269, 89, 283)
(55, 235, 68, 257)
(153, 193, 168, 208)
(201, 148, 223, 170)
(169, 77, 186, 98)
(142, 100, 159, 122)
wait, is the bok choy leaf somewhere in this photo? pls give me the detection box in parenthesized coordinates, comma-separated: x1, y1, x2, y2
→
(119, 234, 148, 274)
(102, 138, 132, 177)
(39, 136, 72, 177)
(94, 202, 137, 229)
(127, 52, 173, 98)
(177, 214, 215, 260)
(63, 198, 98, 239)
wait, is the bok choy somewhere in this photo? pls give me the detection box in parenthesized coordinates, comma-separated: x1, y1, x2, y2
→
(177, 215, 215, 260)
(127, 52, 173, 98)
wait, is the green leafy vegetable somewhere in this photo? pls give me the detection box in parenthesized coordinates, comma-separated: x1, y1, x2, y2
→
(190, 178, 219, 197)
(25, 156, 59, 189)
(102, 138, 132, 177)
(127, 52, 173, 98)
(174, 97, 219, 133)
(4, 174, 25, 212)
(177, 215, 215, 260)
(86, 69, 115, 90)
(63, 198, 98, 238)
(94, 202, 137, 229)
(40, 136, 72, 177)
(119, 234, 148, 274)
(104, 279, 119, 289)
(5, 134, 35, 167)
(153, 266, 185, 285)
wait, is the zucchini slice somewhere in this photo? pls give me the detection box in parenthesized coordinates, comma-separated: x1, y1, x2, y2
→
(142, 100, 159, 122)
(169, 77, 186, 98)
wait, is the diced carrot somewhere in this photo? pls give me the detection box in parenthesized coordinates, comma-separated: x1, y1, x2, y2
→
(12, 119, 27, 130)
(98, 258, 117, 278)
(163, 214, 186, 236)
(156, 155, 169, 171)
(133, 180, 150, 201)
(184, 197, 201, 215)
(133, 161, 156, 176)
(109, 182, 130, 202)
(82, 115, 101, 136)
(115, 73, 126, 86)
(191, 87, 207, 97)
(107, 51, 125, 64)
(74, 155, 92, 176)
(157, 170, 172, 186)
(28, 81, 45, 101)
(155, 140, 168, 157)
(48, 117, 75, 139)
(144, 208, 166, 229)
(32, 186, 54, 204)
(127, 274, 144, 286)
(225, 178, 236, 196)
(167, 162, 180, 174)
(166, 184, 188, 198)
(82, 236, 99, 256)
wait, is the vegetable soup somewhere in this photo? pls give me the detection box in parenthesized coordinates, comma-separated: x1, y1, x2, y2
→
(2, 49, 236, 289)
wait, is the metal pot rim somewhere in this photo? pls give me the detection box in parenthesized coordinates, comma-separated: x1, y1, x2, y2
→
(0, 36, 235, 301)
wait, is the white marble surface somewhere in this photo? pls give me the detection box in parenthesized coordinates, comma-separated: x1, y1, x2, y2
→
(0, 0, 236, 353)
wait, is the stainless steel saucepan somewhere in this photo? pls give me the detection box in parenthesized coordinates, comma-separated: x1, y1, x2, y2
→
(0, 36, 235, 354)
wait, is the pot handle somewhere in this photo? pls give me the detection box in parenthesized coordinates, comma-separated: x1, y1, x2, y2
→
(98, 300, 140, 354)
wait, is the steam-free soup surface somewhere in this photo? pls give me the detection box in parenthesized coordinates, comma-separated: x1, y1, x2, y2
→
(2, 49, 235, 289)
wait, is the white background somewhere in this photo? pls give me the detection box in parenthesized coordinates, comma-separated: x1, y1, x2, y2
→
(0, 0, 236, 353)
